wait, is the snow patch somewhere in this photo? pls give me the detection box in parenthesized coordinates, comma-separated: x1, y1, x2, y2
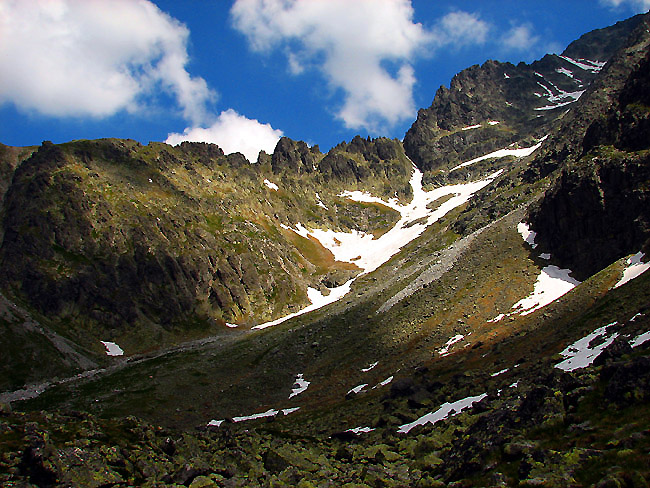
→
(533, 77, 585, 111)
(263, 179, 279, 191)
(518, 222, 538, 248)
(289, 373, 310, 399)
(315, 192, 328, 210)
(252, 279, 353, 330)
(488, 313, 505, 323)
(461, 124, 482, 131)
(512, 265, 580, 316)
(438, 334, 465, 356)
(631, 331, 650, 348)
(613, 252, 650, 289)
(347, 384, 368, 395)
(555, 322, 619, 372)
(397, 393, 488, 434)
(534, 95, 584, 111)
(559, 55, 606, 73)
(101, 341, 124, 356)
(450, 138, 546, 172)
(361, 361, 379, 372)
(346, 426, 375, 435)
(373, 376, 394, 389)
(556, 67, 574, 78)
(491, 368, 509, 377)
(488, 120, 500, 125)
(208, 407, 300, 427)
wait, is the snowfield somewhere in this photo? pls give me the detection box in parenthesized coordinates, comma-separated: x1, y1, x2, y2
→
(257, 162, 504, 329)
(100, 341, 124, 356)
(289, 164, 503, 275)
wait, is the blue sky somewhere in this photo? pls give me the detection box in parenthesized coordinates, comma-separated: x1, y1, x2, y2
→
(0, 0, 648, 161)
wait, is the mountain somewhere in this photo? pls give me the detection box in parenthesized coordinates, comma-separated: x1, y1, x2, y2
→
(403, 14, 643, 185)
(1, 13, 650, 488)
(0, 135, 410, 381)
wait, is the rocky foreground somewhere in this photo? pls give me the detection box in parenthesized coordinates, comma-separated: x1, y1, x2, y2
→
(2, 298, 649, 487)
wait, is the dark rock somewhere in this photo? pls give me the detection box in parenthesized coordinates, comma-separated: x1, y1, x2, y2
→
(527, 17, 650, 279)
(19, 446, 57, 487)
(389, 377, 417, 398)
(263, 449, 290, 474)
(174, 464, 208, 486)
(271, 137, 319, 174)
(331, 431, 359, 442)
(593, 337, 634, 366)
(601, 356, 650, 406)
(161, 437, 176, 456)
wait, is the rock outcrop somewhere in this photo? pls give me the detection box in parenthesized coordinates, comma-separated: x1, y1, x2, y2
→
(528, 15, 650, 279)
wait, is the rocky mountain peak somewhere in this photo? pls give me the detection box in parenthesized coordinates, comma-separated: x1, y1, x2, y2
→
(271, 136, 321, 174)
(403, 14, 644, 182)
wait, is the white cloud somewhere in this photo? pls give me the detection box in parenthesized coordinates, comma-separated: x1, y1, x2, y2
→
(432, 11, 490, 47)
(165, 109, 283, 163)
(501, 23, 541, 52)
(231, 1, 491, 132)
(231, 0, 437, 132)
(600, 0, 650, 12)
(0, 0, 214, 124)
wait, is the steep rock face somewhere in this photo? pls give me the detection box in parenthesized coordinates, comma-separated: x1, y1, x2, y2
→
(0, 141, 304, 346)
(528, 15, 650, 279)
(403, 15, 644, 182)
(271, 137, 321, 174)
(0, 144, 36, 204)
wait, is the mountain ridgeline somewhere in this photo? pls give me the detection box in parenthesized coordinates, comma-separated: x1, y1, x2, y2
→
(1, 13, 650, 488)
(0, 135, 412, 361)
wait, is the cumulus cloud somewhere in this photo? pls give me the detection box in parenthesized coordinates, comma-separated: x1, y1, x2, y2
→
(231, 1, 491, 132)
(432, 11, 490, 47)
(600, 0, 650, 12)
(231, 0, 437, 132)
(0, 0, 214, 124)
(501, 23, 541, 53)
(166, 109, 283, 163)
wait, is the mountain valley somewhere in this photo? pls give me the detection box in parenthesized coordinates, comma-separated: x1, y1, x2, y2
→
(1, 12, 650, 488)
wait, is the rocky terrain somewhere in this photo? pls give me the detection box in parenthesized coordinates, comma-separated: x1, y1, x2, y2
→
(0, 134, 410, 385)
(1, 12, 649, 488)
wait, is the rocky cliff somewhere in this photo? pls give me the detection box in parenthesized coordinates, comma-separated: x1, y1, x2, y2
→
(527, 15, 650, 279)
